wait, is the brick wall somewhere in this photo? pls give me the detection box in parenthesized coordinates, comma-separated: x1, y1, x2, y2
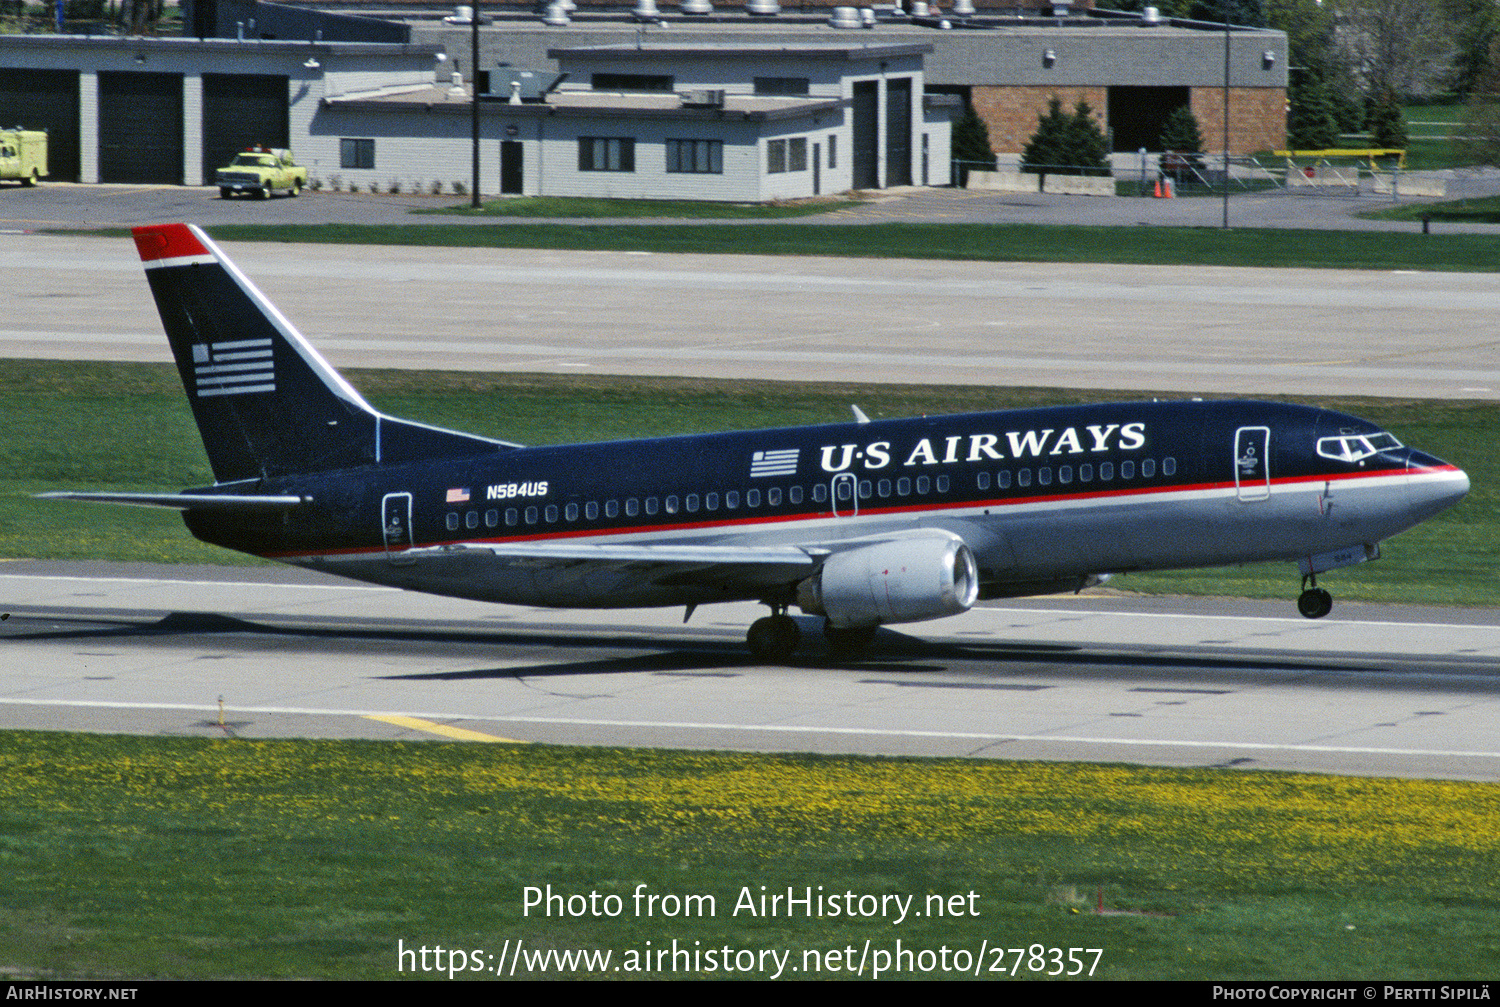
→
(973, 84, 1285, 155)
(1190, 86, 1286, 154)
(971, 85, 1107, 156)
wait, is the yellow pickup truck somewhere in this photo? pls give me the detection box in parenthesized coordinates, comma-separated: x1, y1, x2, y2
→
(215, 148, 308, 199)
(0, 129, 47, 187)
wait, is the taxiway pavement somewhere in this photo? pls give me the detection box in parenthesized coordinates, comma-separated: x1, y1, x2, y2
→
(3, 562, 1498, 780)
(3, 232, 1498, 399)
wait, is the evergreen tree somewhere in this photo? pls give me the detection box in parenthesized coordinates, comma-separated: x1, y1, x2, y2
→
(1158, 105, 1206, 181)
(951, 104, 997, 185)
(1022, 97, 1110, 177)
(1064, 100, 1111, 176)
(1020, 97, 1073, 175)
(1189, 0, 1264, 27)
(1287, 77, 1340, 150)
(1366, 89, 1409, 148)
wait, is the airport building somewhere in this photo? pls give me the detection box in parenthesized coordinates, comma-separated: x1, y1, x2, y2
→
(0, 2, 1287, 196)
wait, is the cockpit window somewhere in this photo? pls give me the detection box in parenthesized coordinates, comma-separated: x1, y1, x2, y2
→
(1317, 432, 1403, 462)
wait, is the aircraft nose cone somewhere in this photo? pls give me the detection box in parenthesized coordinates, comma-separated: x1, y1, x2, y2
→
(1407, 451, 1470, 522)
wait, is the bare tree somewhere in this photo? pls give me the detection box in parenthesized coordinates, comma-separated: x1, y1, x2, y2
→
(1329, 0, 1458, 98)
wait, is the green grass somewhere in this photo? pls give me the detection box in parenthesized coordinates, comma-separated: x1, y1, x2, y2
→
(1, 730, 1497, 980)
(413, 195, 861, 218)
(62, 222, 1500, 273)
(1361, 193, 1500, 224)
(7, 361, 1496, 607)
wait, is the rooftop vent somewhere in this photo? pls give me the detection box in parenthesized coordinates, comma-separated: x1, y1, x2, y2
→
(1142, 5, 1161, 24)
(682, 88, 726, 107)
(829, 5, 861, 27)
(746, 0, 780, 15)
(681, 0, 713, 12)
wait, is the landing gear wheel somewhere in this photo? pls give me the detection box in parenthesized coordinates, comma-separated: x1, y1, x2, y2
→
(1297, 587, 1333, 619)
(823, 621, 877, 658)
(219, 187, 233, 199)
(747, 614, 800, 662)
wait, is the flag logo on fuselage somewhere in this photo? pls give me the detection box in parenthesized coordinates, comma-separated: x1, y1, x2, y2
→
(191, 339, 275, 398)
(750, 448, 799, 478)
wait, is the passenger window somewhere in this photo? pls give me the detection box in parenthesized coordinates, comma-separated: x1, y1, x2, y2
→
(646, 497, 659, 515)
(747, 489, 761, 507)
(706, 493, 719, 510)
(858, 481, 871, 499)
(525, 506, 538, 524)
(485, 509, 498, 527)
(606, 500, 618, 518)
(545, 505, 558, 522)
(1079, 463, 1093, 482)
(446, 512, 459, 531)
(506, 508, 518, 526)
(1099, 462, 1114, 480)
(811, 485, 826, 503)
(1120, 460, 1135, 479)
(466, 511, 479, 529)
(767, 487, 782, 506)
(586, 501, 599, 519)
(997, 470, 1011, 489)
(936, 475, 949, 493)
(1141, 459, 1155, 479)
(789, 486, 803, 504)
(879, 479, 892, 497)
(685, 494, 699, 513)
(1059, 466, 1073, 485)
(665, 496, 679, 514)
(1017, 469, 1031, 488)
(565, 503, 579, 521)
(916, 476, 930, 494)
(726, 491, 740, 508)
(1038, 468, 1052, 486)
(1163, 457, 1176, 476)
(897, 477, 911, 496)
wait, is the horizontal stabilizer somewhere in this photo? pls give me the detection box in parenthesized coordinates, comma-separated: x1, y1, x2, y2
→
(37, 491, 307, 511)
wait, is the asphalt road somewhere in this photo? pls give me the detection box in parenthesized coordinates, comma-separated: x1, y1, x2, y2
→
(5, 231, 1499, 399)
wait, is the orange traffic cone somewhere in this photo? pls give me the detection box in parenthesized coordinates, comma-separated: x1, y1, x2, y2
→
(1153, 177, 1162, 198)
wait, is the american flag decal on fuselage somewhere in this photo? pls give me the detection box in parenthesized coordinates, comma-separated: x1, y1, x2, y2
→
(750, 448, 799, 478)
(192, 339, 275, 397)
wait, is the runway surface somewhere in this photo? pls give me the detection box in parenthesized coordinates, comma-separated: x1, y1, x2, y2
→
(3, 561, 1498, 780)
(4, 233, 1499, 399)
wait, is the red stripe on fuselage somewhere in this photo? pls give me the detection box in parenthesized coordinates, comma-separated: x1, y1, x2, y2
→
(258, 464, 1446, 562)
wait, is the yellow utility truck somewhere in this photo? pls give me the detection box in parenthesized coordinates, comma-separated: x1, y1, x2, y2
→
(215, 147, 307, 199)
(0, 129, 47, 186)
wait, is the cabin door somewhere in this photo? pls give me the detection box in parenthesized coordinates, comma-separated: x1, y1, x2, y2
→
(1234, 427, 1271, 502)
(382, 492, 415, 563)
(830, 472, 859, 518)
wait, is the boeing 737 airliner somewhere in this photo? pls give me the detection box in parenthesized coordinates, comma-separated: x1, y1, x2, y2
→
(44, 224, 1470, 660)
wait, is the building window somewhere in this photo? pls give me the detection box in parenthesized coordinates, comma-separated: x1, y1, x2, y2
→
(767, 137, 808, 174)
(754, 76, 809, 96)
(828, 134, 837, 168)
(579, 137, 635, 172)
(340, 138, 374, 169)
(666, 139, 723, 174)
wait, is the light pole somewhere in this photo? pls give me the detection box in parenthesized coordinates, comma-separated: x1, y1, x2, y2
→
(471, 3, 482, 209)
(1222, 4, 1231, 228)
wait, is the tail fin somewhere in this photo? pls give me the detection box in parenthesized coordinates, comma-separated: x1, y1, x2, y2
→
(132, 223, 511, 484)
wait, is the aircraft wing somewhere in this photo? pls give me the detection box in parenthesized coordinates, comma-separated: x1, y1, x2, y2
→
(37, 491, 307, 511)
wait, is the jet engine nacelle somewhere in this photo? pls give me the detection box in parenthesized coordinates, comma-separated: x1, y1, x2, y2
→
(796, 536, 980, 628)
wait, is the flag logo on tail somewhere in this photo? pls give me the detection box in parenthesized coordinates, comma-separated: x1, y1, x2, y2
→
(192, 339, 275, 398)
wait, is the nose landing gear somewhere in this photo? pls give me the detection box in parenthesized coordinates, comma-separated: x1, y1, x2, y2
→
(1297, 573, 1333, 619)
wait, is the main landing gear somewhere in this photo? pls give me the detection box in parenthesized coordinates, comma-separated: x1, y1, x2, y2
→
(746, 607, 881, 662)
(747, 607, 800, 661)
(1297, 573, 1333, 620)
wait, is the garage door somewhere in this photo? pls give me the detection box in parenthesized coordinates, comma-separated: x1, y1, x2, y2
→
(99, 71, 183, 184)
(0, 69, 80, 182)
(201, 74, 290, 185)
